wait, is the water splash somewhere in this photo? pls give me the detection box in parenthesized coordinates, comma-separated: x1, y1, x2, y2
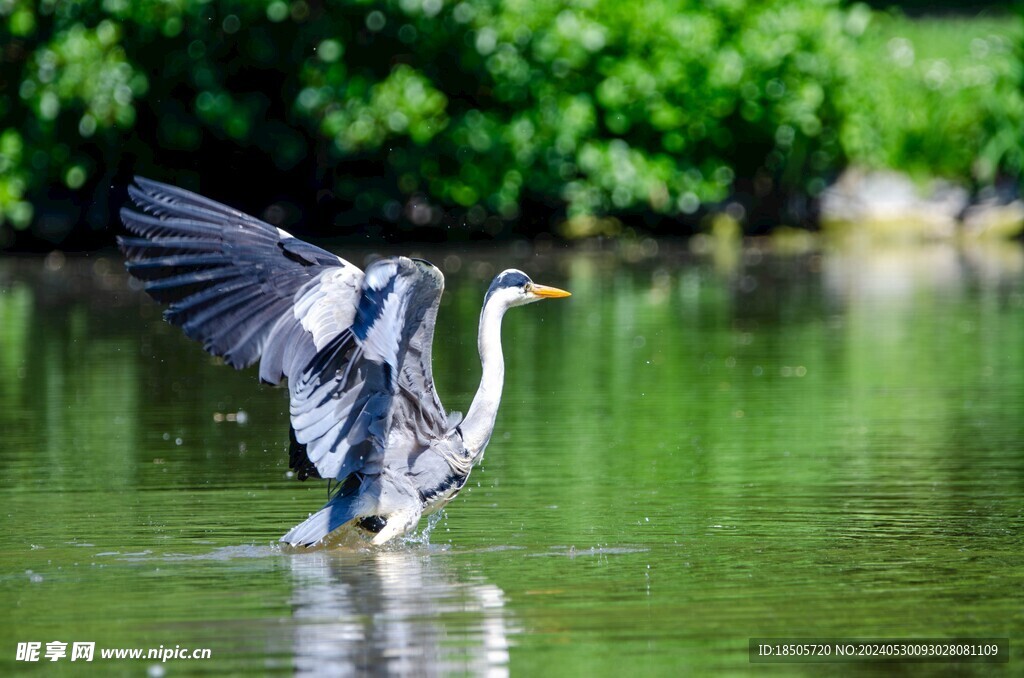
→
(402, 510, 447, 547)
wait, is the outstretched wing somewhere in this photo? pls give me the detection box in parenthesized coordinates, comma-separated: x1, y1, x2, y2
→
(288, 257, 453, 481)
(118, 177, 362, 381)
(120, 178, 453, 486)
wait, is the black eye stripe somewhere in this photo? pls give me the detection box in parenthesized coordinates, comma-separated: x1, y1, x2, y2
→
(484, 270, 532, 304)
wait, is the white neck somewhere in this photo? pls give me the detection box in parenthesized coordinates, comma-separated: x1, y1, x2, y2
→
(461, 297, 507, 458)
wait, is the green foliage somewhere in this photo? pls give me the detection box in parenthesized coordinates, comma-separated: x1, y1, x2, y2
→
(456, 0, 859, 217)
(309, 64, 450, 151)
(0, 0, 1021, 242)
(0, 129, 33, 229)
(840, 15, 1024, 185)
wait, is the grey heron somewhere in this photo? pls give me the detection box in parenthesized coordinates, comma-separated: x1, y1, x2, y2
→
(118, 178, 570, 547)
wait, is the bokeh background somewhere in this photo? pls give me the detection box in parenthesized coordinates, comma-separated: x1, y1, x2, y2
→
(0, 0, 1021, 250)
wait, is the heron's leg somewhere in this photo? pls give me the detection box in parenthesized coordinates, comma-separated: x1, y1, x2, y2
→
(371, 506, 422, 545)
(355, 468, 423, 545)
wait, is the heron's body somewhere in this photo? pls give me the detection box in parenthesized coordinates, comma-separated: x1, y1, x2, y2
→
(118, 178, 569, 547)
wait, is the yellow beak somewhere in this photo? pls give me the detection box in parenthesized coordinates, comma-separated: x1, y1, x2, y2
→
(529, 283, 572, 299)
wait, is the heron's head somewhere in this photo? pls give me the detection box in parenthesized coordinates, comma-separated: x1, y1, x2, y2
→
(484, 269, 571, 310)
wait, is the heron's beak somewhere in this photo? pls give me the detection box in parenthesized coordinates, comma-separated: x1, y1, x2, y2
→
(529, 283, 571, 299)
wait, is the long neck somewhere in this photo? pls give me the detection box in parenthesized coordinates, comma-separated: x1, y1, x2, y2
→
(461, 298, 507, 457)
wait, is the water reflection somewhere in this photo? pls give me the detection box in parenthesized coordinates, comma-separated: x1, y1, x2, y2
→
(288, 549, 514, 677)
(822, 240, 1024, 304)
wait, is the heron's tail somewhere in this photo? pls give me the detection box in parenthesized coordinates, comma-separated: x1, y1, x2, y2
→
(280, 495, 360, 548)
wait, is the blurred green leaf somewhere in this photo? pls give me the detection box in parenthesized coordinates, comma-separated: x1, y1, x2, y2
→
(0, 0, 1022, 243)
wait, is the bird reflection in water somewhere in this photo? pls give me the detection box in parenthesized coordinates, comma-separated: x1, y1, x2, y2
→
(288, 549, 515, 676)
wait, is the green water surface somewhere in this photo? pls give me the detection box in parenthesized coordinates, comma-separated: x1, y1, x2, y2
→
(0, 242, 1022, 675)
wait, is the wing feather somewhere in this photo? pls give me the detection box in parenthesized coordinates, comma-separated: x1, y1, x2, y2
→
(120, 179, 452, 487)
(119, 177, 359, 373)
(286, 258, 451, 480)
